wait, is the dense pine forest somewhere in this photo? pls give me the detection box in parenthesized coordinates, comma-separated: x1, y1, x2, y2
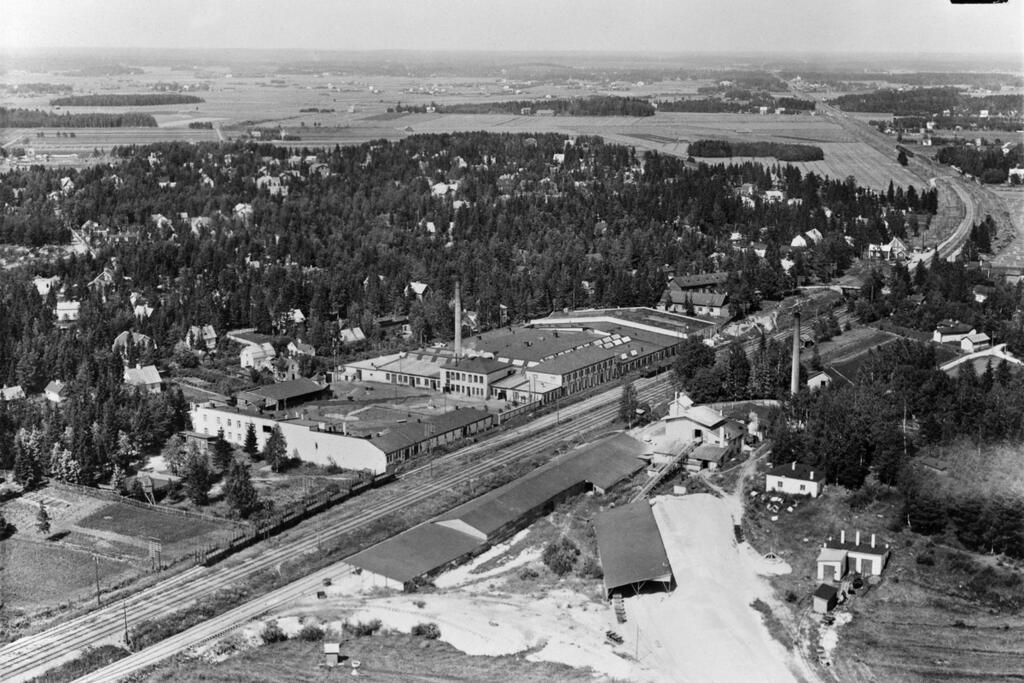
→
(49, 93, 206, 107)
(830, 87, 1024, 118)
(687, 140, 825, 161)
(392, 96, 655, 116)
(0, 107, 158, 128)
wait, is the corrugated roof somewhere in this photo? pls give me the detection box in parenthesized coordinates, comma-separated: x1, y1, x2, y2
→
(248, 377, 324, 402)
(346, 522, 481, 584)
(595, 501, 673, 594)
(435, 432, 645, 539)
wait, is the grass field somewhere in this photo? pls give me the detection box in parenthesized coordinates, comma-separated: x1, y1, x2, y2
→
(0, 538, 132, 611)
(145, 634, 596, 682)
(742, 477, 1024, 682)
(77, 503, 232, 546)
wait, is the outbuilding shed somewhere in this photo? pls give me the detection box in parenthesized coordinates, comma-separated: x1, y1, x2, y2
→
(595, 501, 673, 598)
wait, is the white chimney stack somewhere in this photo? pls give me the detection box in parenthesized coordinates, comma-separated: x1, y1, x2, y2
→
(855, 531, 861, 546)
(810, 471, 815, 480)
(792, 461, 796, 471)
(871, 533, 876, 548)
(790, 311, 801, 396)
(840, 530, 845, 544)
(454, 280, 462, 358)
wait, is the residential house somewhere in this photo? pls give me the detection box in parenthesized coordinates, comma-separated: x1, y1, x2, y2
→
(133, 303, 155, 319)
(790, 229, 823, 249)
(44, 380, 67, 403)
(55, 299, 81, 324)
(972, 285, 996, 304)
(185, 325, 218, 351)
(0, 385, 26, 402)
(33, 275, 61, 297)
(659, 290, 730, 318)
(124, 364, 162, 394)
(932, 319, 975, 344)
(765, 461, 823, 498)
(338, 326, 367, 345)
(240, 342, 276, 370)
(111, 331, 154, 358)
(867, 237, 910, 262)
(406, 281, 429, 299)
(961, 332, 991, 354)
(288, 339, 316, 357)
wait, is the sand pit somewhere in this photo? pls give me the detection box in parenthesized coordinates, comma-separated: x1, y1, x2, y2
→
(618, 494, 807, 683)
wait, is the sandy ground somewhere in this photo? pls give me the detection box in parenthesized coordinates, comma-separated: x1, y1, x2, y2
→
(617, 494, 801, 683)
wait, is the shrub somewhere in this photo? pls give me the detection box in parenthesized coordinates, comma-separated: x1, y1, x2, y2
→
(260, 620, 288, 644)
(542, 537, 580, 576)
(346, 618, 382, 637)
(577, 555, 604, 579)
(916, 553, 935, 566)
(518, 567, 540, 581)
(413, 600, 426, 609)
(785, 591, 798, 603)
(412, 622, 441, 639)
(297, 623, 324, 641)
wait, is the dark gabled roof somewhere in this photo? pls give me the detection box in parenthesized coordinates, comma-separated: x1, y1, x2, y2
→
(663, 291, 729, 308)
(445, 357, 511, 375)
(595, 501, 673, 593)
(824, 536, 890, 556)
(691, 443, 728, 464)
(767, 461, 820, 482)
(814, 583, 839, 600)
(247, 377, 324, 402)
(669, 272, 729, 289)
(434, 432, 646, 538)
(346, 522, 481, 584)
(935, 319, 973, 335)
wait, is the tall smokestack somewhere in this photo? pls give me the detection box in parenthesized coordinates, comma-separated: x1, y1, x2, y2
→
(454, 280, 462, 358)
(790, 311, 801, 396)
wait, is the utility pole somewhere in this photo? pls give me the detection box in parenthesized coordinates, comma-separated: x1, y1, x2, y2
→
(123, 598, 129, 647)
(94, 555, 101, 608)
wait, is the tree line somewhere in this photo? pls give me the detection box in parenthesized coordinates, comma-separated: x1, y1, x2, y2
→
(49, 93, 205, 107)
(0, 107, 158, 128)
(936, 144, 1024, 184)
(830, 87, 1024, 118)
(391, 96, 656, 117)
(688, 140, 825, 162)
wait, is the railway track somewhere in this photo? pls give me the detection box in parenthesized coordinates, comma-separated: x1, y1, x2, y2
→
(1, 375, 672, 682)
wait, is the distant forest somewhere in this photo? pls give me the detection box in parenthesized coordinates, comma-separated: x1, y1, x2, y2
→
(688, 140, 825, 162)
(657, 96, 815, 114)
(391, 96, 655, 117)
(50, 93, 205, 107)
(0, 107, 158, 128)
(779, 71, 1024, 90)
(936, 144, 1024, 184)
(830, 87, 1024, 118)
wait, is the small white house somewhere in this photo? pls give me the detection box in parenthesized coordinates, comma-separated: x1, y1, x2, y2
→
(288, 339, 316, 357)
(0, 385, 26, 402)
(819, 530, 890, 578)
(816, 547, 848, 581)
(33, 275, 61, 297)
(961, 332, 991, 354)
(186, 325, 218, 351)
(44, 380, 67, 404)
(765, 461, 823, 498)
(55, 299, 81, 323)
(240, 342, 276, 370)
(124, 364, 162, 394)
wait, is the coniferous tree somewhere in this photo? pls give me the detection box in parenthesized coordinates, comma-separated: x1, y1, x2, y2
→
(182, 452, 212, 505)
(262, 425, 288, 473)
(36, 502, 51, 535)
(243, 423, 259, 459)
(618, 382, 638, 426)
(212, 428, 234, 471)
(225, 460, 259, 518)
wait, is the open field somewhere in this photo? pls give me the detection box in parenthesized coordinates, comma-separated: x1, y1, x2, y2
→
(0, 486, 237, 613)
(0, 538, 131, 612)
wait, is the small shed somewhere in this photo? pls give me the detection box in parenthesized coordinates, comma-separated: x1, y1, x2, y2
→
(816, 546, 848, 581)
(813, 583, 839, 614)
(323, 640, 342, 666)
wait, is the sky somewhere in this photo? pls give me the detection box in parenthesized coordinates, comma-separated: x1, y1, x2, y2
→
(2, 0, 1022, 57)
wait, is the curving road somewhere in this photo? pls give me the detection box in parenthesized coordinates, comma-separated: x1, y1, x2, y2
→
(1, 374, 673, 682)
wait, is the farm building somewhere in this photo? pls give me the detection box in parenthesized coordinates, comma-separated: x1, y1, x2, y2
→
(594, 500, 673, 598)
(347, 433, 647, 589)
(812, 583, 839, 614)
(765, 461, 823, 498)
(235, 377, 327, 411)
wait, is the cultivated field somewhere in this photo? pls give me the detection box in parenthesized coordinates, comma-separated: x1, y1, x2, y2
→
(0, 485, 237, 613)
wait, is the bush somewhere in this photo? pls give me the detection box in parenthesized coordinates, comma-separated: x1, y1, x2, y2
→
(543, 537, 580, 576)
(916, 553, 936, 566)
(411, 622, 441, 639)
(577, 555, 604, 579)
(346, 618, 382, 637)
(518, 567, 540, 581)
(260, 620, 288, 644)
(297, 623, 324, 641)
